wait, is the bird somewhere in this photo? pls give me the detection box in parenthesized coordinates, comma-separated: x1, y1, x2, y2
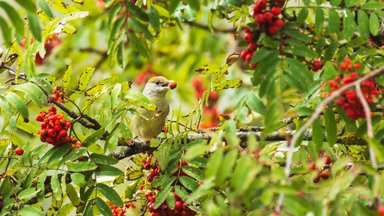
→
(131, 76, 177, 141)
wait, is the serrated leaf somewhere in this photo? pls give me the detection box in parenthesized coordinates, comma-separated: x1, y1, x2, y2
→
(83, 129, 105, 146)
(283, 29, 311, 43)
(63, 65, 72, 89)
(179, 176, 199, 191)
(315, 8, 324, 35)
(158, 141, 172, 170)
(57, 203, 74, 216)
(216, 150, 238, 185)
(28, 13, 42, 42)
(345, 0, 366, 8)
(69, 162, 98, 172)
(127, 33, 148, 57)
(66, 184, 80, 206)
(97, 183, 124, 207)
(324, 108, 337, 145)
(174, 185, 189, 200)
(154, 177, 175, 209)
(5, 92, 29, 119)
(0, 2, 24, 37)
(369, 13, 380, 36)
(79, 67, 95, 91)
(90, 153, 118, 165)
(213, 79, 242, 90)
(205, 148, 223, 179)
(166, 193, 176, 210)
(48, 144, 71, 165)
(95, 197, 113, 216)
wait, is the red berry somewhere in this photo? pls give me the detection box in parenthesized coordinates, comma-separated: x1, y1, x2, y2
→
(255, 14, 266, 24)
(311, 59, 324, 72)
(15, 147, 24, 156)
(264, 12, 273, 23)
(275, 19, 284, 28)
(248, 42, 257, 51)
(267, 25, 279, 35)
(58, 130, 67, 137)
(240, 50, 249, 60)
(378, 204, 384, 216)
(244, 32, 253, 42)
(271, 7, 281, 16)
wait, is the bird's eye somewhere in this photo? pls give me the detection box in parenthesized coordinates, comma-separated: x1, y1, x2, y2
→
(155, 81, 160, 85)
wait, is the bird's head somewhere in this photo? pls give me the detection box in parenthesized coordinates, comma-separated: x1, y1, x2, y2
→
(142, 76, 177, 96)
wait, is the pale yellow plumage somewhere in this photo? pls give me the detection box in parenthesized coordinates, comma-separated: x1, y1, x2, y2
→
(131, 76, 176, 141)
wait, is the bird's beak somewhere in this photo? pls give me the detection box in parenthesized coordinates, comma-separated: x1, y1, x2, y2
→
(167, 80, 177, 89)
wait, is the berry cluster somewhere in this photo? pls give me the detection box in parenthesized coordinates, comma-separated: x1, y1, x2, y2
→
(49, 86, 65, 103)
(191, 77, 220, 128)
(311, 59, 324, 72)
(36, 106, 71, 146)
(142, 155, 161, 182)
(309, 151, 333, 183)
(240, 28, 258, 68)
(107, 201, 126, 216)
(253, 0, 285, 35)
(145, 191, 195, 216)
(328, 58, 379, 120)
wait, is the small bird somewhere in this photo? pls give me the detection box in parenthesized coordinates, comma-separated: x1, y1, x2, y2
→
(131, 76, 177, 141)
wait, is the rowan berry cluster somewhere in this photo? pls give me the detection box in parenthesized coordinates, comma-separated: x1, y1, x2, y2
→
(328, 58, 379, 120)
(240, 28, 258, 68)
(36, 106, 71, 146)
(253, 0, 285, 35)
(145, 191, 196, 216)
(309, 151, 333, 183)
(49, 86, 65, 103)
(142, 155, 161, 182)
(192, 77, 220, 128)
(107, 201, 126, 216)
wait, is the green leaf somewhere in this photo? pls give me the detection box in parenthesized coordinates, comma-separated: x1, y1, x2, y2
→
(0, 2, 24, 37)
(57, 203, 74, 216)
(97, 183, 124, 207)
(90, 154, 118, 165)
(28, 13, 42, 42)
(182, 166, 205, 181)
(19, 205, 44, 216)
(323, 61, 337, 80)
(179, 176, 199, 191)
(71, 173, 86, 186)
(96, 164, 124, 177)
(149, 7, 160, 32)
(83, 129, 105, 146)
(247, 93, 265, 115)
(174, 185, 189, 200)
(283, 29, 311, 43)
(297, 8, 308, 23)
(51, 174, 62, 199)
(38, 0, 54, 18)
(158, 141, 172, 170)
(0, 16, 11, 45)
(154, 177, 175, 209)
(125, 91, 156, 111)
(230, 156, 261, 195)
(368, 138, 384, 163)
(324, 108, 337, 146)
(187, 0, 200, 10)
(361, 2, 384, 10)
(63, 65, 72, 89)
(345, 0, 366, 8)
(13, 82, 46, 107)
(216, 150, 238, 185)
(79, 67, 95, 91)
(48, 144, 71, 165)
(205, 148, 223, 179)
(166, 193, 176, 210)
(5, 92, 29, 119)
(315, 8, 324, 35)
(330, 0, 342, 6)
(124, 1, 149, 21)
(69, 162, 98, 172)
(128, 18, 153, 40)
(66, 184, 81, 206)
(328, 9, 340, 35)
(312, 118, 323, 150)
(369, 13, 380, 36)
(18, 188, 40, 200)
(95, 197, 113, 216)
(15, 0, 36, 13)
(250, 48, 275, 63)
(357, 10, 370, 40)
(127, 33, 148, 57)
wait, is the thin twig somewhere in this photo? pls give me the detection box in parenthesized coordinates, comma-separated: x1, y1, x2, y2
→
(355, 84, 377, 169)
(275, 66, 384, 213)
(184, 20, 237, 33)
